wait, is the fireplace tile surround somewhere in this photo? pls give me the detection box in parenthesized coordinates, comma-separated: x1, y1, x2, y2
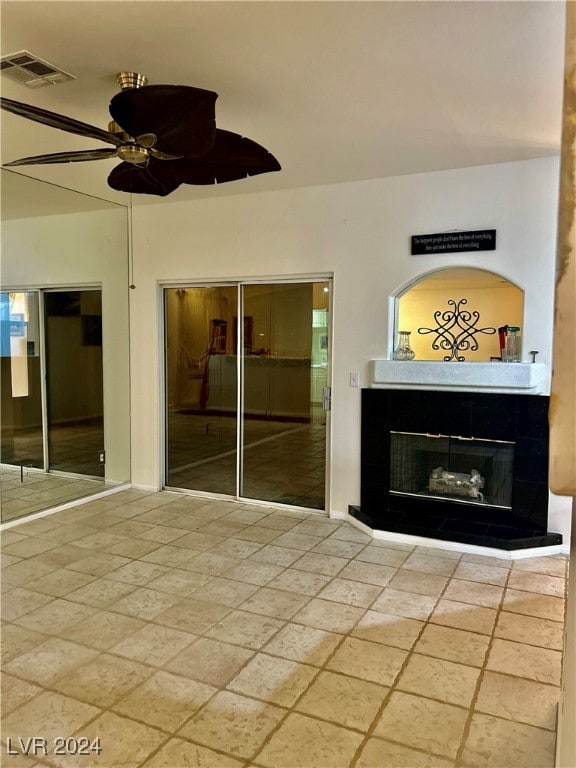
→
(351, 388, 562, 551)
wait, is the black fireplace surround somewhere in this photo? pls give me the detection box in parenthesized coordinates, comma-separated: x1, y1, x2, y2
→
(350, 389, 562, 550)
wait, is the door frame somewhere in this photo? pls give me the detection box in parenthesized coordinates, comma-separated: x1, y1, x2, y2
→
(159, 273, 333, 513)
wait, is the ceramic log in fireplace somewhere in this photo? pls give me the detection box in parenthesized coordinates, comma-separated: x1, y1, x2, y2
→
(351, 389, 562, 550)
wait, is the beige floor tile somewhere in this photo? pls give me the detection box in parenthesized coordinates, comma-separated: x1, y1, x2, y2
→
(108, 587, 181, 620)
(2, 558, 58, 587)
(141, 737, 243, 767)
(114, 670, 216, 731)
(0, 624, 48, 665)
(373, 691, 467, 759)
(67, 552, 131, 577)
(356, 544, 411, 567)
(35, 545, 91, 568)
(2, 537, 58, 558)
(387, 570, 448, 598)
(430, 599, 498, 636)
(0, 673, 43, 715)
(65, 577, 137, 608)
(397, 653, 480, 707)
(442, 578, 503, 608)
(106, 559, 170, 586)
(104, 537, 162, 559)
(402, 552, 458, 576)
(167, 530, 224, 550)
(263, 622, 343, 666)
(223, 559, 284, 586)
(486, 638, 562, 685)
(241, 586, 310, 620)
(165, 637, 254, 686)
(292, 597, 365, 633)
(71, 531, 127, 551)
(502, 589, 565, 622)
(291, 551, 348, 576)
(317, 577, 382, 608)
(494, 610, 564, 650)
(208, 538, 264, 559)
(272, 531, 324, 551)
(267, 567, 332, 595)
(461, 712, 556, 768)
(13, 598, 96, 635)
(352, 609, 424, 650)
(415, 623, 490, 667)
(327, 636, 407, 686)
(256, 712, 364, 768)
(371, 588, 438, 620)
(293, 520, 341, 538)
(329, 523, 372, 543)
(155, 596, 230, 634)
(295, 669, 388, 730)
(53, 653, 153, 707)
(178, 690, 285, 759)
(250, 544, 305, 566)
(43, 711, 167, 768)
(226, 652, 317, 707)
(141, 544, 199, 569)
(65, 609, 146, 651)
(204, 609, 285, 650)
(235, 527, 286, 545)
(452, 561, 510, 586)
(356, 737, 454, 767)
(182, 551, 243, 576)
(136, 525, 191, 544)
(507, 569, 566, 597)
(1, 690, 100, 745)
(1, 588, 55, 622)
(475, 670, 560, 730)
(110, 622, 197, 665)
(337, 559, 397, 586)
(414, 546, 462, 561)
(146, 568, 213, 595)
(24, 569, 95, 598)
(191, 576, 259, 607)
(512, 556, 567, 578)
(3, 637, 99, 685)
(313, 538, 365, 558)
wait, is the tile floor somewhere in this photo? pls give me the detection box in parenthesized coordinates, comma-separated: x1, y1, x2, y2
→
(0, 489, 568, 768)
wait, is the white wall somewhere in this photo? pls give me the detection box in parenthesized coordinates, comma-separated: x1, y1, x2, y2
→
(1, 208, 131, 483)
(130, 156, 570, 543)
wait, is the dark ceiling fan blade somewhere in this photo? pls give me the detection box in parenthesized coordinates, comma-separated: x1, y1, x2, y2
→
(107, 131, 280, 196)
(164, 129, 281, 185)
(4, 148, 118, 167)
(0, 97, 123, 146)
(108, 161, 181, 197)
(109, 85, 217, 159)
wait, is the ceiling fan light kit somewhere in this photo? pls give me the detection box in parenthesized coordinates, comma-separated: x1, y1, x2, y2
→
(1, 71, 281, 196)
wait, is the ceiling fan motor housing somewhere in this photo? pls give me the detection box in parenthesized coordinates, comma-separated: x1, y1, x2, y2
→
(117, 72, 148, 90)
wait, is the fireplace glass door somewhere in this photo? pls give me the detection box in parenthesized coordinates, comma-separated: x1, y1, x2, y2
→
(390, 431, 514, 509)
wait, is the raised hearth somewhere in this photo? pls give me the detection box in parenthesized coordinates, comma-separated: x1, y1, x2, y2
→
(351, 388, 562, 550)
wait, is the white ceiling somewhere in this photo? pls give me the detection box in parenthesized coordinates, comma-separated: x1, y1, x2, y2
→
(0, 0, 566, 209)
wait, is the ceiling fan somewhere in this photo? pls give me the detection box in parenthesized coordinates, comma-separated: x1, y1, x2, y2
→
(0, 72, 281, 196)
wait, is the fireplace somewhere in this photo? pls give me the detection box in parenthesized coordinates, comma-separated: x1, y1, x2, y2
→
(351, 388, 562, 550)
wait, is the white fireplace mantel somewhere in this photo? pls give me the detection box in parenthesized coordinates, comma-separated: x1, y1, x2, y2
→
(370, 360, 548, 394)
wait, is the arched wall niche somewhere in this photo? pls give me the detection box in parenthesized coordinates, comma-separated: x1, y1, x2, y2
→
(392, 267, 524, 362)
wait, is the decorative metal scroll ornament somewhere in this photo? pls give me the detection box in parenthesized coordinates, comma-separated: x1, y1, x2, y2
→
(417, 298, 496, 361)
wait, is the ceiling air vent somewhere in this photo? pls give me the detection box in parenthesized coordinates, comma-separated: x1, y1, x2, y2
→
(0, 51, 75, 89)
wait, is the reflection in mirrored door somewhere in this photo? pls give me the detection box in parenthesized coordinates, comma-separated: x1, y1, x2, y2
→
(44, 290, 104, 477)
(0, 290, 44, 469)
(164, 280, 330, 511)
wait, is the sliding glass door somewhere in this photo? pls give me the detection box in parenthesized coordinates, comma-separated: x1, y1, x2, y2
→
(164, 279, 330, 510)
